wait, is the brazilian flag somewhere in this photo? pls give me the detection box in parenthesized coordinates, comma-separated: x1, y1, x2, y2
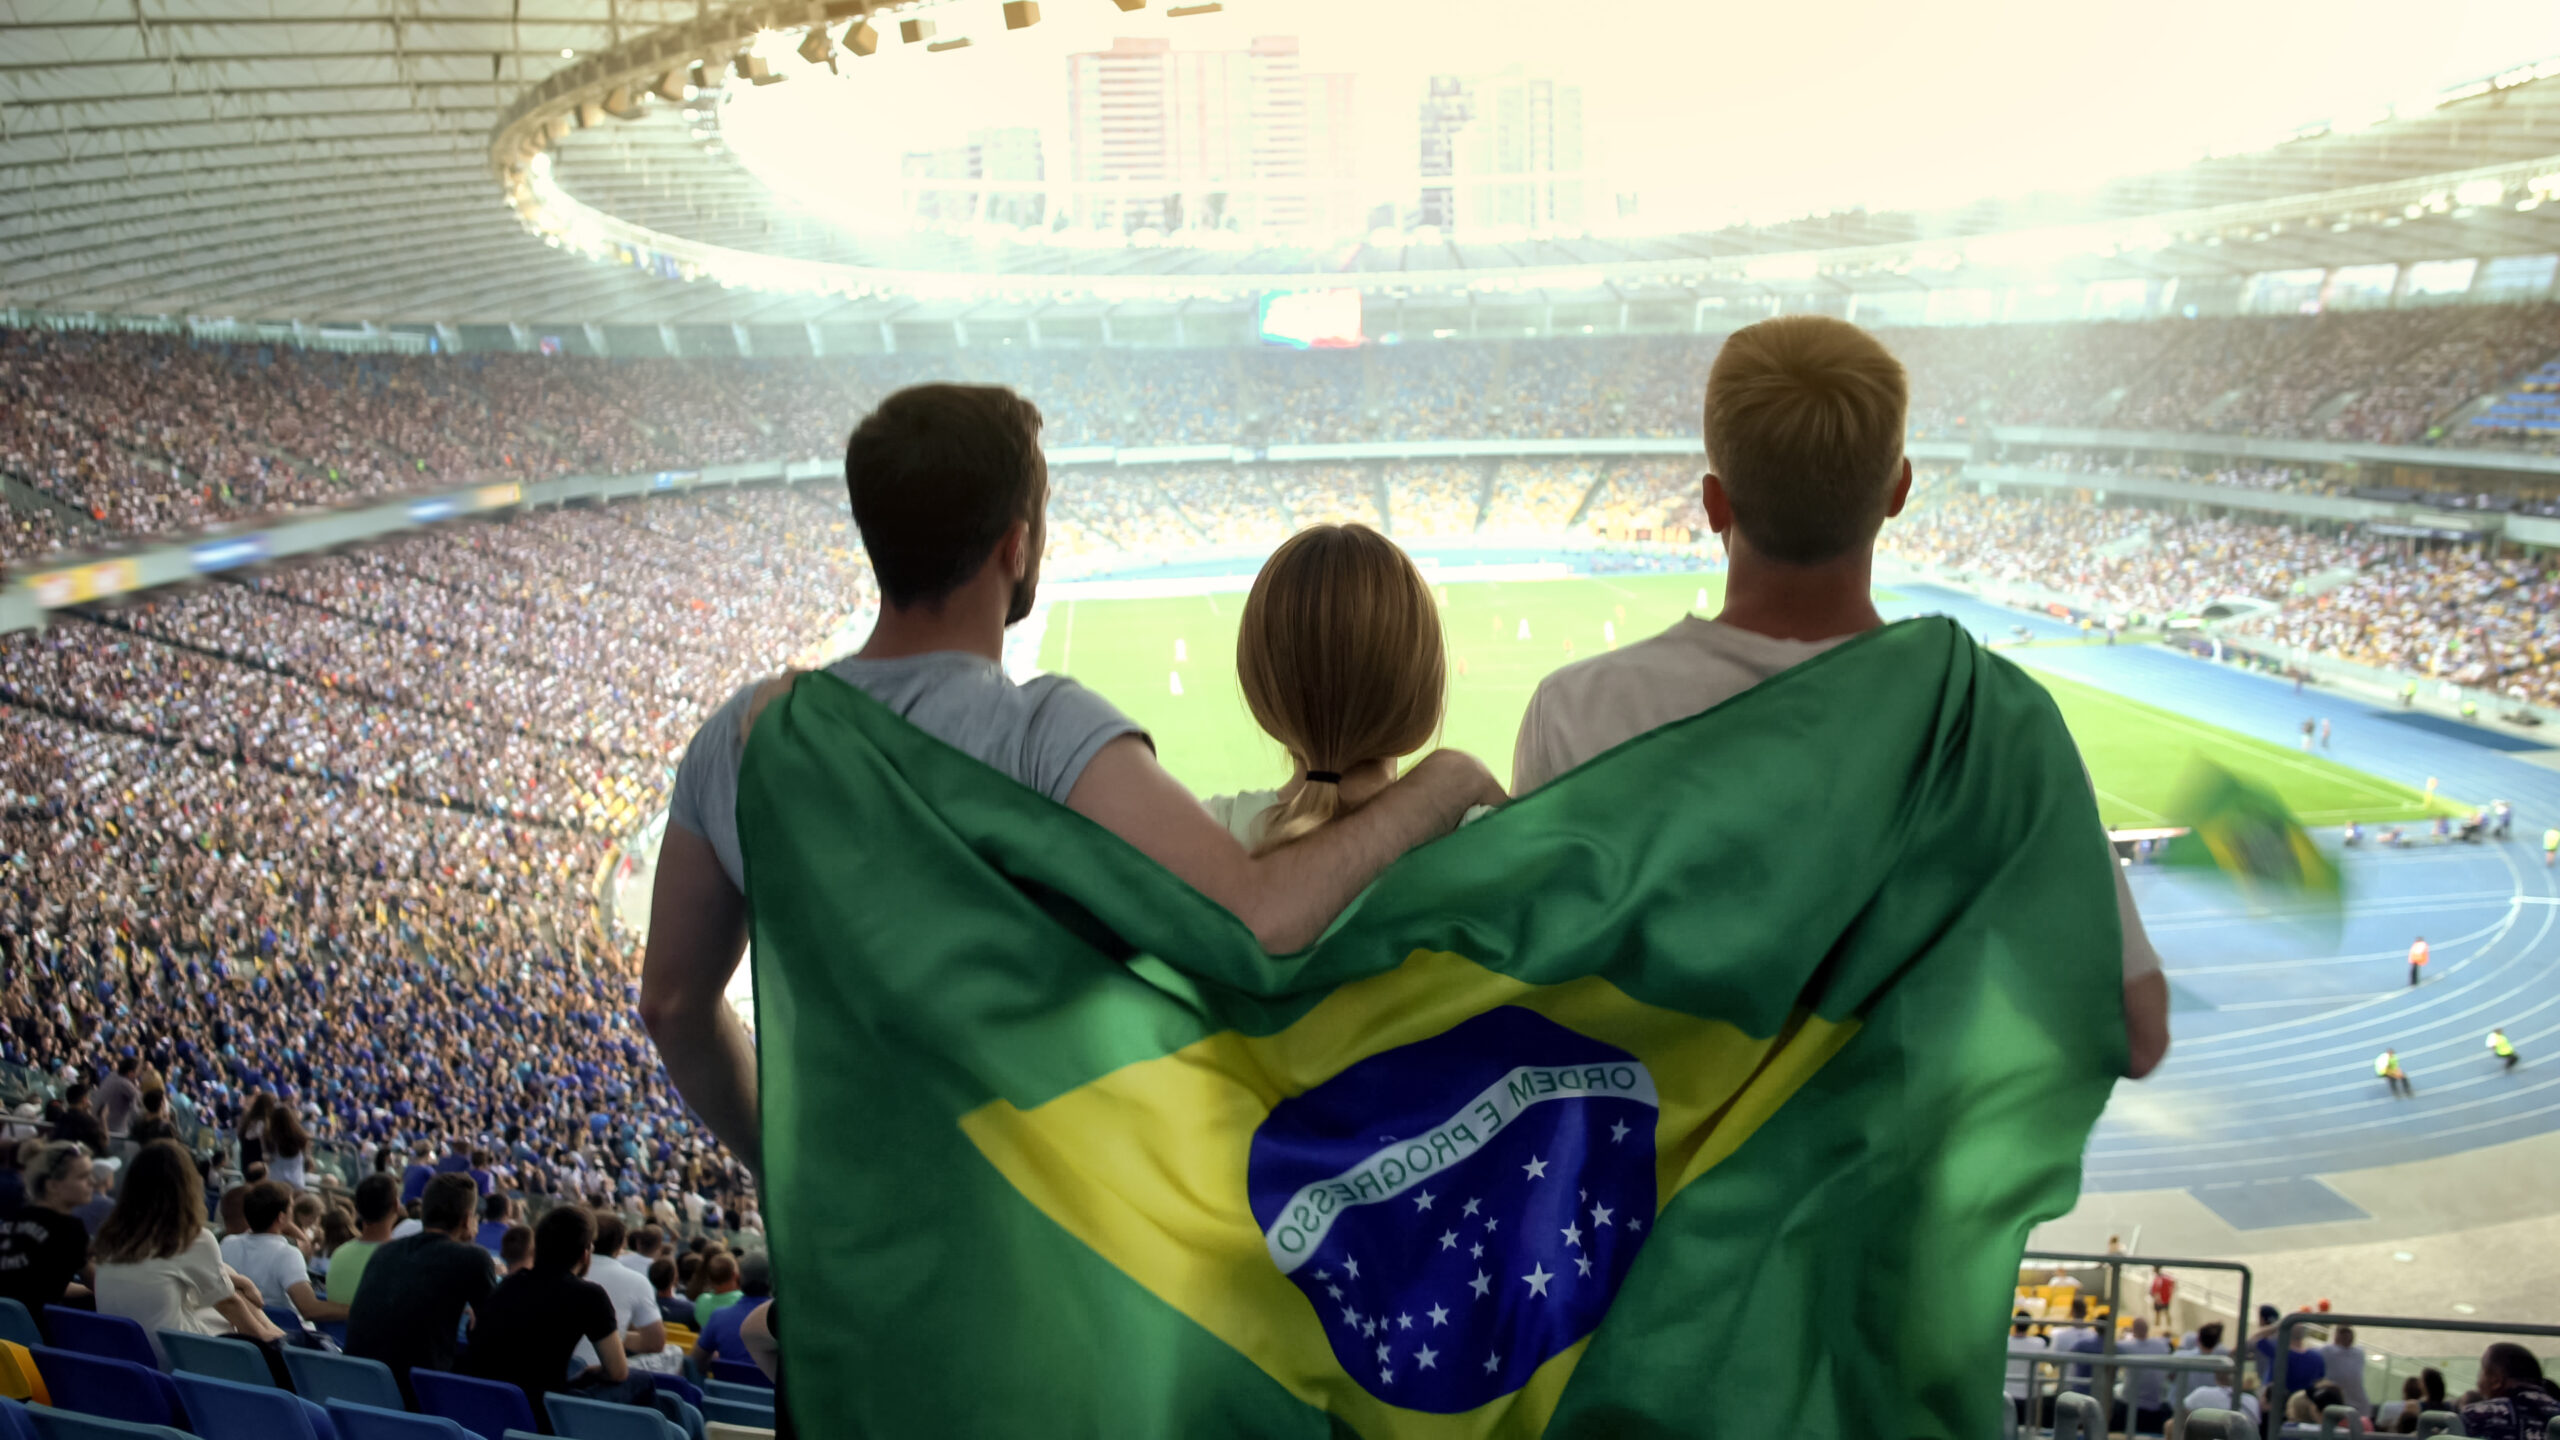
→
(738, 616, 2123, 1438)
(2160, 761, 2343, 901)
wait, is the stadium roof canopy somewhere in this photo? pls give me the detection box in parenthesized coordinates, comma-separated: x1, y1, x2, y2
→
(10, 0, 2560, 327)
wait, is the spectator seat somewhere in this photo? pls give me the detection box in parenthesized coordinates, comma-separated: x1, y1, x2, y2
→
(698, 1380, 767, 1406)
(33, 1316, 154, 1375)
(324, 1401, 473, 1440)
(172, 1371, 343, 1440)
(158, 1331, 273, 1389)
(0, 1396, 30, 1440)
(0, 1343, 48, 1406)
(544, 1393, 678, 1440)
(0, 1304, 38, 1353)
(409, 1370, 537, 1440)
(21, 1406, 192, 1440)
(285, 1350, 408, 1412)
(700, 1396, 773, 1429)
(706, 1359, 771, 1390)
(23, 1351, 184, 1432)
(702, 1424, 775, 1440)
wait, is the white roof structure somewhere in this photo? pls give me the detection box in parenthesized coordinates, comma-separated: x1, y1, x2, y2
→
(11, 1, 2560, 327)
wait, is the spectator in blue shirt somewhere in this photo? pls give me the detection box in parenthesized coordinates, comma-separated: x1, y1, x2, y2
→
(474, 1191, 514, 1254)
(694, 1251, 771, 1368)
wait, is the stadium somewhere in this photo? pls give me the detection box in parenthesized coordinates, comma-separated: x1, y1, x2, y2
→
(9, 0, 2560, 1434)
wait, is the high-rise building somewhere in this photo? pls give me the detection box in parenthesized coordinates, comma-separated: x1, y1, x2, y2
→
(899, 127, 1047, 228)
(1419, 67, 1586, 233)
(1417, 76, 1475, 230)
(1065, 35, 1353, 234)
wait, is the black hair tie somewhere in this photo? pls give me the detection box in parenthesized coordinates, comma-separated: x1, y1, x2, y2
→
(1305, 771, 1343, 785)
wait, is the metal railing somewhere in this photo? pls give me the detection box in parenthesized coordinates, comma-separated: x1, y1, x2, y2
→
(2010, 1347, 2238, 1439)
(2267, 1312, 2560, 1440)
(2024, 1250, 2257, 1420)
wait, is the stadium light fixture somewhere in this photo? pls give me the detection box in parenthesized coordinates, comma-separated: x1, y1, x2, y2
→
(1167, 3, 1221, 14)
(1005, 1, 1041, 29)
(652, 68, 687, 101)
(2454, 178, 2505, 208)
(845, 19, 878, 55)
(798, 25, 837, 69)
(901, 17, 936, 42)
(602, 86, 642, 119)
(560, 47, 576, 59)
(1112, 0, 1146, 9)
(928, 36, 973, 50)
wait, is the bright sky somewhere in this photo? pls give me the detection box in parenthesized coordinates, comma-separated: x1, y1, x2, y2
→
(722, 0, 2560, 233)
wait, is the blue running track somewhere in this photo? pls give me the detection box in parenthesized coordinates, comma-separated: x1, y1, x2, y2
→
(1881, 586, 2560, 1227)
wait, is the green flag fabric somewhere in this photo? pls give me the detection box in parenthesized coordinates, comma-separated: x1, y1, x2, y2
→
(737, 615, 2124, 1438)
(2160, 759, 2344, 902)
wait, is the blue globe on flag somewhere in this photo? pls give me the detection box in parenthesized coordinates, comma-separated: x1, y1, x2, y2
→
(1246, 1005, 1660, 1411)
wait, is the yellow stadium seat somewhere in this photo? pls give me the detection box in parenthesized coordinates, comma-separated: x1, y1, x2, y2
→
(0, 1338, 51, 1405)
(665, 1323, 699, 1350)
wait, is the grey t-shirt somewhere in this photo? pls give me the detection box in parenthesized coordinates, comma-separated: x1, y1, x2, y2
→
(668, 651, 1146, 892)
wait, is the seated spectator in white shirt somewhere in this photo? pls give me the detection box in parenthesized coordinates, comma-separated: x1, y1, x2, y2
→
(219, 1179, 347, 1330)
(2007, 1313, 2051, 1425)
(575, 1211, 675, 1374)
(2321, 1325, 2372, 1418)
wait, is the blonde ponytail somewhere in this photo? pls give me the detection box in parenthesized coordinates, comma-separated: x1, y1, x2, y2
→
(1236, 524, 1446, 856)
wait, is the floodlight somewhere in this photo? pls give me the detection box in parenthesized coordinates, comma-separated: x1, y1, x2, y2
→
(900, 17, 936, 42)
(1167, 3, 1220, 13)
(734, 52, 774, 83)
(1111, 0, 1145, 9)
(602, 86, 642, 119)
(798, 26, 836, 67)
(927, 36, 972, 50)
(1005, 1, 1040, 28)
(577, 99, 606, 128)
(652, 68, 687, 101)
(844, 19, 878, 54)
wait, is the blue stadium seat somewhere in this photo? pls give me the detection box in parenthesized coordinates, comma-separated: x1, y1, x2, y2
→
(543, 1393, 676, 1440)
(0, 1396, 33, 1440)
(409, 1370, 536, 1440)
(21, 1406, 191, 1440)
(34, 1315, 155, 1374)
(23, 1351, 185, 1432)
(698, 1379, 768, 1405)
(285, 1350, 408, 1412)
(157, 1330, 274, 1389)
(324, 1401, 473, 1440)
(643, 1374, 700, 1409)
(706, 1358, 771, 1390)
(173, 1371, 343, 1440)
(264, 1305, 306, 1336)
(0, 1304, 39, 1353)
(699, 1395, 774, 1429)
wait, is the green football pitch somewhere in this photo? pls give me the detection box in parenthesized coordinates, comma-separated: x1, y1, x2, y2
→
(1035, 572, 2451, 827)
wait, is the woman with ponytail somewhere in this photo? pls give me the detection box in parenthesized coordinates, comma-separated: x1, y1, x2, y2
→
(1208, 524, 1498, 854)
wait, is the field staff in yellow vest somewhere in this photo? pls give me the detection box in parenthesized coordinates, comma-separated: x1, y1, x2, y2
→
(2490, 1028, 2518, 1071)
(2376, 1049, 2414, 1099)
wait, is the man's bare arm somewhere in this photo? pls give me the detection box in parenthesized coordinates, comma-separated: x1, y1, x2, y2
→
(1067, 736, 1502, 953)
(638, 824, 762, 1174)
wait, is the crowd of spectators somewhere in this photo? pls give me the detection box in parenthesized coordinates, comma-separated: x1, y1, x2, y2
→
(11, 303, 2560, 567)
(0, 490, 869, 1232)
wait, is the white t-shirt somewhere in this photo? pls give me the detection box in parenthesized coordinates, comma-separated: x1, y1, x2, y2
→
(576, 1255, 669, 1371)
(617, 1251, 655, 1278)
(1511, 616, 2161, 982)
(266, 1152, 309, 1192)
(220, 1231, 315, 1330)
(2183, 1386, 2261, 1426)
(95, 1230, 236, 1365)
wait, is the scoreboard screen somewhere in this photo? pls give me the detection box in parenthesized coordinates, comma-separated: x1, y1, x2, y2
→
(1257, 289, 1364, 349)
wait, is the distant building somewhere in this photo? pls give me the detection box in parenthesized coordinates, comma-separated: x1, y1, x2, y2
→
(1065, 35, 1353, 234)
(899, 127, 1046, 227)
(1419, 67, 1585, 233)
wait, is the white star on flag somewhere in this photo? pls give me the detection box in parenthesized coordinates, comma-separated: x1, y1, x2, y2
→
(1484, 1218, 1500, 1234)
(1414, 1189, 1436, 1212)
(1560, 1222, 1583, 1248)
(1468, 1270, 1492, 1298)
(1575, 1255, 1594, 1277)
(1397, 1313, 1413, 1331)
(1591, 1203, 1614, 1227)
(1363, 1317, 1378, 1338)
(1376, 1342, 1391, 1364)
(1609, 1119, 1630, 1143)
(1438, 1230, 1458, 1251)
(1315, 1268, 1331, 1281)
(1630, 1218, 1645, 1233)
(1470, 1242, 1485, 1259)
(1461, 1197, 1481, 1217)
(1522, 1155, 1549, 1180)
(1343, 1256, 1361, 1280)
(1342, 1305, 1360, 1326)
(1522, 1263, 1554, 1298)
(1326, 1283, 1343, 1301)
(1380, 1367, 1394, 1385)
(1416, 1346, 1439, 1371)
(1483, 1352, 1502, 1374)
(1427, 1304, 1449, 1327)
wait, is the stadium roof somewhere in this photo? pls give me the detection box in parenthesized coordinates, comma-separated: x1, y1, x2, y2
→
(11, 1, 2560, 325)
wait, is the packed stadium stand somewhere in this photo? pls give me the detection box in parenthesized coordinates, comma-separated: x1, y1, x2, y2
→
(14, 303, 2560, 566)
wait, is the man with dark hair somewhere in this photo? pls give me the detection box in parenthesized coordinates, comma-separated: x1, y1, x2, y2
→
(48, 1084, 105, 1157)
(644, 383, 1502, 1171)
(221, 1178, 346, 1330)
(2463, 1342, 2560, 1440)
(498, 1222, 534, 1274)
(468, 1206, 700, 1434)
(97, 1058, 142, 1143)
(693, 1249, 771, 1368)
(583, 1210, 673, 1372)
(328, 1173, 401, 1307)
(345, 1172, 496, 1402)
(475, 1190, 513, 1254)
(618, 1223, 663, 1278)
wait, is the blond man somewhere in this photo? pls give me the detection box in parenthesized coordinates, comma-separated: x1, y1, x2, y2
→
(1511, 314, 2169, 1077)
